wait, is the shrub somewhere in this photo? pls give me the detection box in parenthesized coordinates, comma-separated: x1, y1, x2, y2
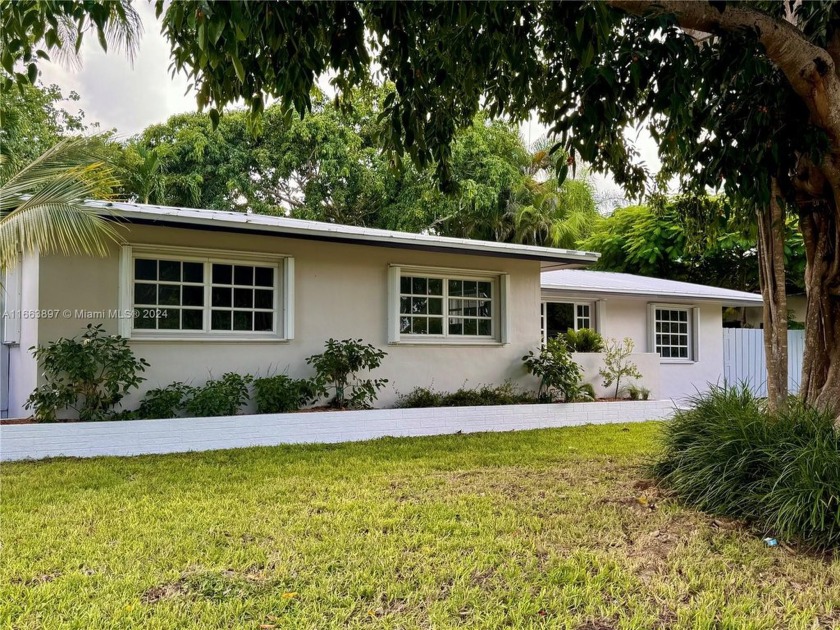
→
(397, 383, 537, 408)
(184, 373, 253, 417)
(306, 339, 388, 409)
(654, 385, 840, 550)
(627, 384, 651, 401)
(135, 382, 191, 419)
(26, 324, 149, 422)
(522, 336, 583, 402)
(599, 337, 642, 399)
(565, 382, 596, 402)
(253, 374, 318, 413)
(564, 328, 605, 353)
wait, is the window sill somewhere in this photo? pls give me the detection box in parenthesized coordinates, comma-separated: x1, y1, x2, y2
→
(389, 338, 505, 347)
(659, 358, 696, 365)
(128, 334, 290, 343)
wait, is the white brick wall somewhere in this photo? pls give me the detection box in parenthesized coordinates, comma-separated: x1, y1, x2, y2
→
(0, 400, 676, 461)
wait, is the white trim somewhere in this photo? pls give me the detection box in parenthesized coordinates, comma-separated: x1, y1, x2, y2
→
(500, 273, 511, 345)
(595, 300, 607, 336)
(119, 244, 292, 341)
(387, 266, 401, 343)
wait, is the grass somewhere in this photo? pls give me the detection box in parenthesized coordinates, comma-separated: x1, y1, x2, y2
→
(2, 422, 838, 629)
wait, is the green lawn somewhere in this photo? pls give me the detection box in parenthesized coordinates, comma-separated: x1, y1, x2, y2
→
(2, 422, 838, 629)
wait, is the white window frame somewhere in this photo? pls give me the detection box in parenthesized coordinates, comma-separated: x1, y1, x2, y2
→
(648, 303, 699, 363)
(2, 257, 22, 345)
(119, 245, 294, 342)
(388, 265, 509, 345)
(541, 300, 595, 345)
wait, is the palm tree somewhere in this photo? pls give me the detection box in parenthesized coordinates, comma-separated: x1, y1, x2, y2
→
(0, 138, 122, 270)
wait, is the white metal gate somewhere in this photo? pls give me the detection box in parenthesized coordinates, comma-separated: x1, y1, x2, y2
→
(722, 329, 805, 396)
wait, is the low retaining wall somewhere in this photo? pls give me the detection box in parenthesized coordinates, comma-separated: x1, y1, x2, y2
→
(0, 400, 676, 462)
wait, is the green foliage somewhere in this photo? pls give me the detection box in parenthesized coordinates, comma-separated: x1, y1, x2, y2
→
(522, 336, 584, 402)
(582, 199, 806, 293)
(564, 328, 605, 353)
(599, 338, 642, 400)
(183, 373, 253, 418)
(306, 339, 387, 409)
(397, 382, 537, 408)
(253, 375, 318, 414)
(655, 385, 840, 550)
(626, 385, 651, 401)
(26, 324, 149, 422)
(135, 382, 191, 420)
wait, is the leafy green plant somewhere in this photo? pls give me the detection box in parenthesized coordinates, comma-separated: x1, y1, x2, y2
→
(564, 328, 605, 353)
(184, 373, 253, 417)
(654, 385, 840, 550)
(26, 324, 149, 422)
(565, 382, 596, 403)
(397, 383, 537, 408)
(627, 384, 651, 401)
(396, 386, 445, 409)
(135, 382, 191, 420)
(253, 374, 318, 414)
(599, 337, 642, 399)
(306, 339, 388, 409)
(522, 336, 584, 402)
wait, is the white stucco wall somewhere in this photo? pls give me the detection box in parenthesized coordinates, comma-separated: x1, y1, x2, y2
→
(13, 224, 547, 417)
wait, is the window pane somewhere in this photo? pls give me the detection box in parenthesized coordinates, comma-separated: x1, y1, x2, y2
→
(428, 297, 443, 315)
(253, 311, 273, 331)
(400, 276, 411, 294)
(412, 317, 428, 334)
(158, 285, 180, 306)
(478, 281, 491, 298)
(159, 260, 180, 282)
(254, 266, 273, 287)
(478, 300, 491, 317)
(412, 277, 426, 295)
(159, 309, 180, 329)
(449, 299, 463, 316)
(213, 264, 232, 285)
(400, 316, 410, 334)
(400, 296, 411, 314)
(183, 262, 203, 283)
(448, 280, 463, 296)
(182, 309, 203, 330)
(135, 259, 156, 280)
(234, 288, 253, 308)
(254, 289, 273, 309)
(212, 287, 232, 307)
(429, 317, 443, 335)
(478, 319, 491, 336)
(464, 319, 477, 335)
(234, 265, 253, 286)
(182, 285, 203, 307)
(134, 283, 157, 305)
(546, 303, 575, 337)
(134, 313, 155, 329)
(412, 297, 427, 314)
(449, 318, 463, 335)
(233, 311, 253, 331)
(211, 310, 231, 330)
(428, 278, 443, 295)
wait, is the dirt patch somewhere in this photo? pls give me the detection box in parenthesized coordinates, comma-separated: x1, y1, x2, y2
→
(577, 619, 617, 630)
(141, 581, 186, 604)
(141, 567, 279, 605)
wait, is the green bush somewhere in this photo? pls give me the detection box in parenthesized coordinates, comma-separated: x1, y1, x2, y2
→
(253, 374, 318, 413)
(135, 382, 191, 419)
(654, 385, 840, 550)
(627, 384, 651, 401)
(26, 324, 149, 422)
(184, 373, 253, 417)
(564, 328, 605, 352)
(306, 338, 388, 409)
(397, 383, 537, 408)
(522, 336, 584, 402)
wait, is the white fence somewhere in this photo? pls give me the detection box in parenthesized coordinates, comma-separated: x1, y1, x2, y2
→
(722, 329, 805, 396)
(0, 400, 676, 462)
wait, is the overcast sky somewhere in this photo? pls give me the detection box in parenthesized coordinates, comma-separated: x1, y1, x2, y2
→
(38, 3, 661, 208)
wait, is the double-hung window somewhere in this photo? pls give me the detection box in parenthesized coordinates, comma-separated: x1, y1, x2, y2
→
(389, 267, 507, 343)
(650, 305, 695, 360)
(121, 246, 292, 340)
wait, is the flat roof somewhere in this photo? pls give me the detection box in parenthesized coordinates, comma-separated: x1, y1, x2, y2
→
(541, 269, 764, 306)
(88, 200, 599, 269)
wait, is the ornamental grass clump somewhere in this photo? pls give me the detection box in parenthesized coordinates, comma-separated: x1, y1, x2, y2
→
(654, 384, 840, 550)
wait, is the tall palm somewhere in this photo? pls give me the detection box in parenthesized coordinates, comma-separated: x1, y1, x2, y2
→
(0, 137, 122, 270)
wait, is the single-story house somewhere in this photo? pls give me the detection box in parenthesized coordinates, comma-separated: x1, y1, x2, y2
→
(0, 201, 596, 418)
(0, 202, 764, 418)
(540, 269, 764, 400)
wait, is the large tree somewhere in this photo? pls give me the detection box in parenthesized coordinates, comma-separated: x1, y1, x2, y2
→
(146, 1, 840, 414)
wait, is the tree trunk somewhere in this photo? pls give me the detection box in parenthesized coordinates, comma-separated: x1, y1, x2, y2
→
(798, 198, 840, 419)
(757, 177, 789, 412)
